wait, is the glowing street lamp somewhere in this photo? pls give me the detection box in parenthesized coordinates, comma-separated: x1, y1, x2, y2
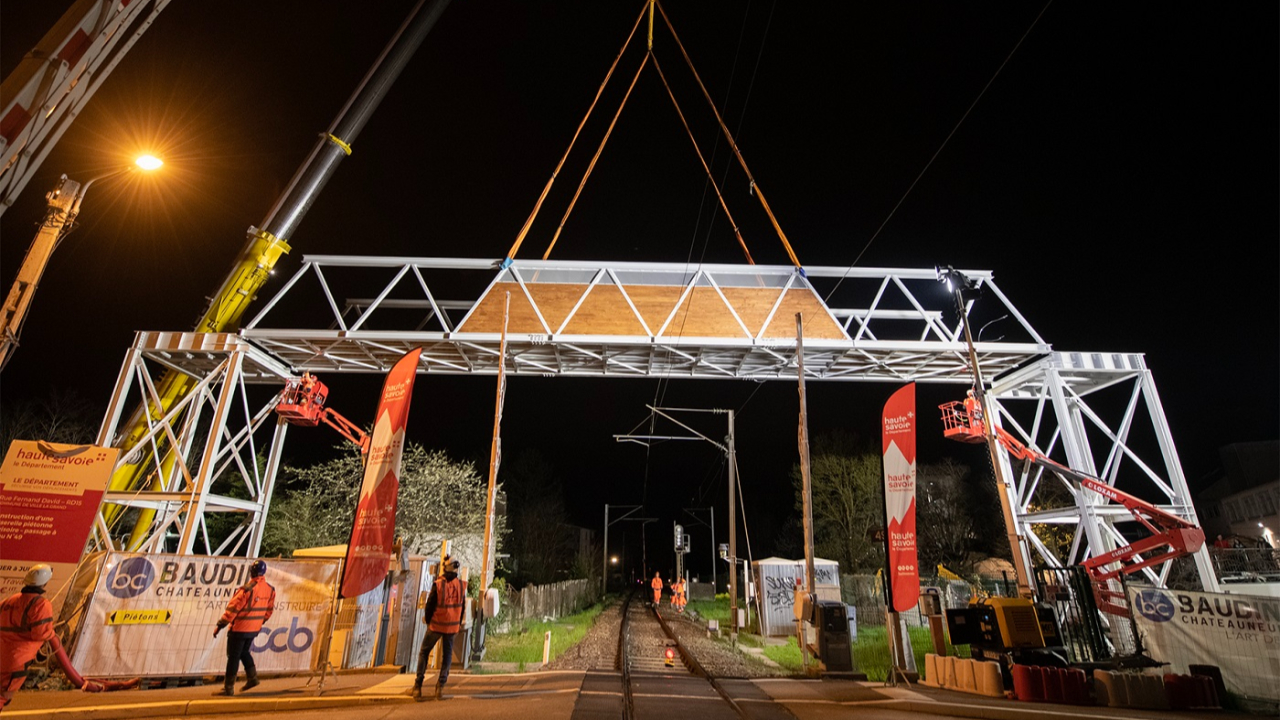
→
(0, 155, 164, 370)
(134, 154, 163, 171)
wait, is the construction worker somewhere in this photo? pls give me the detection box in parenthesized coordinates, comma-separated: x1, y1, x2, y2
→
(650, 571, 663, 606)
(212, 560, 275, 696)
(413, 555, 467, 702)
(672, 577, 687, 613)
(1, 565, 55, 709)
(964, 389, 985, 432)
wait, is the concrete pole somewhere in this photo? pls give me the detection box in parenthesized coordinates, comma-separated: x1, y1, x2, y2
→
(710, 506, 717, 595)
(727, 409, 738, 643)
(602, 504, 609, 595)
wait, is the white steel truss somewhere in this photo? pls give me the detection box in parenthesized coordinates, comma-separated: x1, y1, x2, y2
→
(987, 352, 1218, 592)
(93, 333, 293, 556)
(240, 256, 1048, 382)
(94, 257, 1215, 593)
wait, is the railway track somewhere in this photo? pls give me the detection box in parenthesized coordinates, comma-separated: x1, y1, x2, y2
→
(618, 590, 752, 720)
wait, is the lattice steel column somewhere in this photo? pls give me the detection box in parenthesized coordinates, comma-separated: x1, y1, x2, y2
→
(94, 332, 295, 557)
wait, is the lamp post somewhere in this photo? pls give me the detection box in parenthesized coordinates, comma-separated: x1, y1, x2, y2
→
(936, 265, 1034, 598)
(603, 504, 653, 594)
(1, 155, 163, 371)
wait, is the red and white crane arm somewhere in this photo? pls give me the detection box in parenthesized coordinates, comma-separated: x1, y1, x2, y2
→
(940, 401, 1205, 606)
(0, 0, 171, 215)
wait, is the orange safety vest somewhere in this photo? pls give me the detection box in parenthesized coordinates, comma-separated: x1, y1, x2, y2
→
(221, 577, 276, 633)
(651, 577, 663, 596)
(428, 576, 466, 634)
(1, 590, 54, 675)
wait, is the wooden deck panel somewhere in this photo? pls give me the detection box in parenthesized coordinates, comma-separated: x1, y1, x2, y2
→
(458, 282, 846, 340)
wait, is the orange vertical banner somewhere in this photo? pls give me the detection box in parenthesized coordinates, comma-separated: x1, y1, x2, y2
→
(339, 348, 421, 599)
(882, 383, 919, 613)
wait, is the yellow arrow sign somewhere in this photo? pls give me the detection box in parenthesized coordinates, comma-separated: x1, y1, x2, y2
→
(107, 609, 172, 626)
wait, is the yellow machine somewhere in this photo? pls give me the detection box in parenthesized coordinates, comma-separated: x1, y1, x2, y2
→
(946, 596, 1066, 667)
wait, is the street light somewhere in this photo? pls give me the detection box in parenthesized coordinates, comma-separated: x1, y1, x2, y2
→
(0, 155, 163, 370)
(936, 264, 1034, 598)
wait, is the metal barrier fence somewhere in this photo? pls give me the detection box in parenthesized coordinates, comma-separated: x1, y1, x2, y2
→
(1211, 547, 1280, 579)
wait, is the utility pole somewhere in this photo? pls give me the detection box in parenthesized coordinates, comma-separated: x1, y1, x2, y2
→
(796, 313, 816, 670)
(727, 409, 738, 643)
(614, 405, 738, 640)
(603, 504, 647, 594)
(939, 267, 1034, 598)
(683, 507, 716, 594)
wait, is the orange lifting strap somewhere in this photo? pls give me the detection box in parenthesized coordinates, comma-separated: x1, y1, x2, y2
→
(502, 2, 649, 268)
(502, 0, 800, 272)
(656, 1, 801, 270)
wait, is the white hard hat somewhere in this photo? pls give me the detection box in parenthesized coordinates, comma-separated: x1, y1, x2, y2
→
(24, 564, 52, 587)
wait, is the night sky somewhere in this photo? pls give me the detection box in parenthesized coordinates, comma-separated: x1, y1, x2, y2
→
(2, 2, 1276, 578)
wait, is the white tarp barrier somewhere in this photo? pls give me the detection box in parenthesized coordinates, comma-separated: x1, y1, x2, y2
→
(1128, 586, 1280, 702)
(753, 557, 841, 636)
(73, 553, 339, 678)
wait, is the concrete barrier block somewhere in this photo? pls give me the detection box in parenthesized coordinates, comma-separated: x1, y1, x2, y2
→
(922, 653, 938, 686)
(942, 655, 958, 689)
(1132, 673, 1168, 710)
(975, 660, 1004, 697)
(1094, 669, 1127, 707)
(956, 658, 978, 692)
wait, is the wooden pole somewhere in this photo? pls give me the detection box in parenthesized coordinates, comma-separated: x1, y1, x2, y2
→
(479, 293, 509, 593)
(797, 313, 816, 670)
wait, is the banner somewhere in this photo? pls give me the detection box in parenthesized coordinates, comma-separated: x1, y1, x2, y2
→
(882, 383, 919, 613)
(72, 553, 339, 677)
(0, 441, 118, 609)
(340, 348, 422, 598)
(1129, 586, 1280, 702)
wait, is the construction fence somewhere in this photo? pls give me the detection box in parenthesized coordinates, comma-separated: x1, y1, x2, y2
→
(492, 578, 599, 633)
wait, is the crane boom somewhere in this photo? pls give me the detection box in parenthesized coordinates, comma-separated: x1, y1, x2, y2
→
(1, 0, 171, 215)
(940, 401, 1206, 615)
(0, 176, 82, 370)
(99, 0, 451, 551)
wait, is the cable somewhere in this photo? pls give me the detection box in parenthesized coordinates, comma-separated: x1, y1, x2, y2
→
(819, 1, 1054, 306)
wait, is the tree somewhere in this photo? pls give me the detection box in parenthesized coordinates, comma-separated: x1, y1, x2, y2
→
(0, 388, 100, 453)
(916, 458, 978, 573)
(500, 449, 575, 586)
(791, 432, 884, 573)
(261, 443, 498, 561)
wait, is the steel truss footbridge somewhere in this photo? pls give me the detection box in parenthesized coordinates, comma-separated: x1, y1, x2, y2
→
(92, 256, 1217, 593)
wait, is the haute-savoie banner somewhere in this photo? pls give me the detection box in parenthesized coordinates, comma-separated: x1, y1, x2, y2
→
(340, 348, 421, 599)
(0, 441, 118, 611)
(882, 383, 919, 613)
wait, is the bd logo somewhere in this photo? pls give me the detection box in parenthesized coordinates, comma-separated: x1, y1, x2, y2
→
(106, 557, 155, 599)
(1135, 589, 1175, 623)
(253, 617, 314, 653)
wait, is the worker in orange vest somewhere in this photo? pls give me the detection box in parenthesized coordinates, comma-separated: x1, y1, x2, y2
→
(650, 571, 664, 606)
(212, 560, 275, 696)
(1, 565, 55, 709)
(964, 389, 985, 431)
(672, 578, 687, 613)
(413, 555, 467, 702)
